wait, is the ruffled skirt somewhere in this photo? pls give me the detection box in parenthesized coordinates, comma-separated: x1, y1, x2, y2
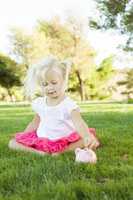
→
(15, 128, 98, 154)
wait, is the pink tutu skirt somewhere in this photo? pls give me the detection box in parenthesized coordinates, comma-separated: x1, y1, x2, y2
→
(15, 128, 98, 154)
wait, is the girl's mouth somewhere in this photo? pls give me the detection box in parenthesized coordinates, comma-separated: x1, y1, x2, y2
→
(48, 91, 56, 94)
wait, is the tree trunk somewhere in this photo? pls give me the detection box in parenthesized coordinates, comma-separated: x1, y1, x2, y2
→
(75, 70, 85, 101)
(7, 88, 14, 102)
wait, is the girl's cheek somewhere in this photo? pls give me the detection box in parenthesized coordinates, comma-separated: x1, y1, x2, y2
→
(42, 87, 47, 93)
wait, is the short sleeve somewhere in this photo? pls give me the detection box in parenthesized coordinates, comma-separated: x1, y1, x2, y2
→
(66, 98, 80, 116)
(31, 97, 43, 115)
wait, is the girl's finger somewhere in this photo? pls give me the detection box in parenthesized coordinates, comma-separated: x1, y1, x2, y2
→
(84, 137, 91, 146)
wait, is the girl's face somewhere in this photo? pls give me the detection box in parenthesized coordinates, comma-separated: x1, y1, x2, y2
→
(41, 68, 65, 99)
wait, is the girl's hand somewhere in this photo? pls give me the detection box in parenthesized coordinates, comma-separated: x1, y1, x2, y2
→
(70, 109, 100, 150)
(83, 134, 99, 150)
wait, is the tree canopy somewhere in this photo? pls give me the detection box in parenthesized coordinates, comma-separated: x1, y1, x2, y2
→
(0, 54, 21, 89)
(89, 0, 133, 52)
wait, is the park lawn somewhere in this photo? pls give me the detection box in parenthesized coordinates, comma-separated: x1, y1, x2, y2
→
(0, 102, 133, 200)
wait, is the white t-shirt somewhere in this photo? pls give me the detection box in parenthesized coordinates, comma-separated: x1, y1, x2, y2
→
(31, 96, 80, 140)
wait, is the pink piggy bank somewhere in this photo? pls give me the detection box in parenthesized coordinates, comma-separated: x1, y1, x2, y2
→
(75, 148, 97, 164)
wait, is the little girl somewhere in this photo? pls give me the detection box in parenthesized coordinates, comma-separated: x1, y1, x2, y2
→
(9, 56, 100, 155)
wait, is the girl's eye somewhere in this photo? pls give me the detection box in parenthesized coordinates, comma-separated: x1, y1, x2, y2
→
(52, 82, 57, 85)
(42, 83, 47, 87)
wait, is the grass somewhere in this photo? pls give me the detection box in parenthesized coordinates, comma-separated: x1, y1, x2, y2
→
(0, 102, 133, 200)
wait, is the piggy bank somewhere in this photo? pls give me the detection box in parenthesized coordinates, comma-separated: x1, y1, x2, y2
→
(75, 148, 97, 164)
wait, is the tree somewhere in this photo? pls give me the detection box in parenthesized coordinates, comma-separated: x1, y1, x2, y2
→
(85, 56, 115, 100)
(117, 68, 133, 99)
(0, 54, 21, 99)
(89, 0, 133, 52)
(9, 28, 49, 70)
(37, 17, 75, 58)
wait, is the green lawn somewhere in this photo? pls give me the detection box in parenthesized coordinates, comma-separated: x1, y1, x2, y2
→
(0, 103, 133, 200)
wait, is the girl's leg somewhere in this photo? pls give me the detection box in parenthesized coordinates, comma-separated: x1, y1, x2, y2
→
(66, 139, 84, 151)
(8, 139, 47, 155)
(52, 139, 84, 156)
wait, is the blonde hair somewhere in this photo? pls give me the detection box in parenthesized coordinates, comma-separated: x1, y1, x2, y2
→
(23, 56, 72, 100)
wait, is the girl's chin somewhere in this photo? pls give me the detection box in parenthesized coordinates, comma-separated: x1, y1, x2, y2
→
(47, 92, 65, 99)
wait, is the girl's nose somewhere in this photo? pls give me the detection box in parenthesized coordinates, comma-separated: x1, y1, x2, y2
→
(47, 85, 54, 91)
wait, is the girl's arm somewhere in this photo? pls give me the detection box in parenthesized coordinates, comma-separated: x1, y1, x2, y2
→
(71, 109, 98, 149)
(24, 114, 40, 132)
